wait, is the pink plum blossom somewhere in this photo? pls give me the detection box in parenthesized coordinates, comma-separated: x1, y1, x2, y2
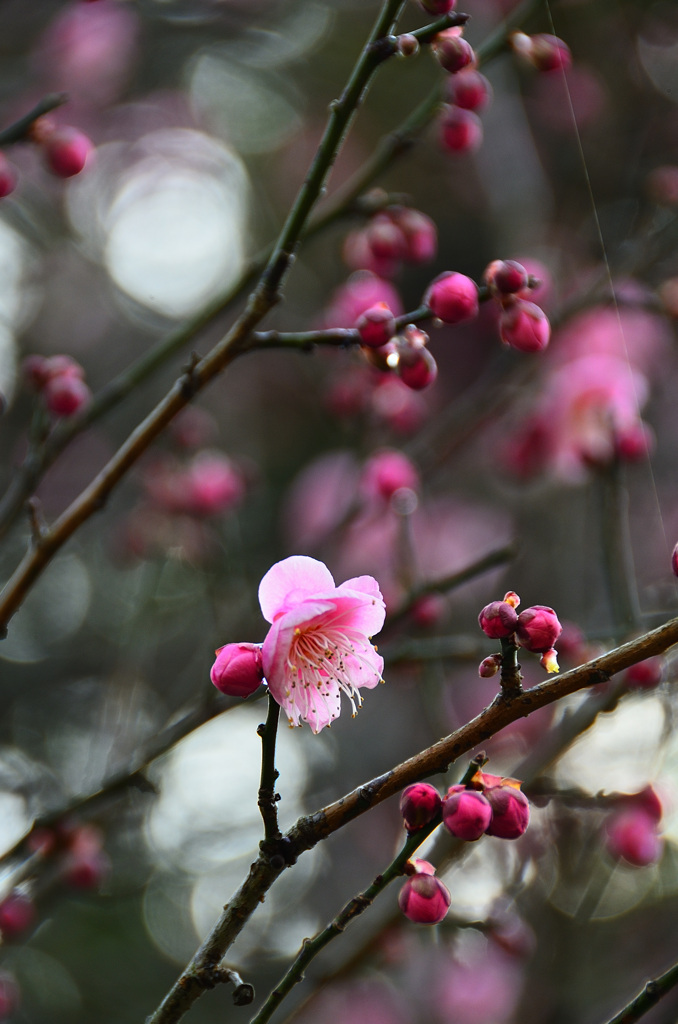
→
(259, 556, 385, 732)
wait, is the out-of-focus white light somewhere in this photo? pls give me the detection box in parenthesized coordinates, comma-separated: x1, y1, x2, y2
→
(101, 129, 249, 318)
(146, 706, 307, 874)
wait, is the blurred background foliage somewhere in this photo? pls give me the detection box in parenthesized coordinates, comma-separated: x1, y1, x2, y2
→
(0, 0, 678, 1022)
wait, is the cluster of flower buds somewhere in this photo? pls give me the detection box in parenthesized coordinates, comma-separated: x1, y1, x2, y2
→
(604, 786, 664, 867)
(23, 353, 92, 417)
(0, 117, 94, 199)
(343, 205, 437, 279)
(443, 771, 530, 842)
(211, 642, 264, 698)
(478, 591, 562, 674)
(431, 26, 493, 156)
(397, 769, 530, 925)
(28, 821, 110, 890)
(355, 310, 438, 391)
(484, 259, 551, 353)
(143, 450, 245, 518)
(510, 32, 572, 74)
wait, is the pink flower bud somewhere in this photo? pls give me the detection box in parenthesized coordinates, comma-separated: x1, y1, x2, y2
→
(512, 32, 572, 73)
(0, 153, 17, 199)
(478, 600, 518, 639)
(43, 374, 91, 416)
(395, 208, 438, 264)
(484, 785, 530, 839)
(356, 303, 396, 349)
(484, 260, 529, 297)
(432, 30, 476, 74)
(398, 867, 451, 925)
(672, 542, 678, 577)
(395, 331, 438, 390)
(0, 971, 20, 1020)
(366, 214, 408, 262)
(446, 69, 493, 111)
(415, 0, 456, 13)
(183, 452, 245, 516)
(361, 450, 419, 502)
(615, 421, 654, 462)
(439, 106, 483, 154)
(425, 271, 479, 324)
(516, 605, 562, 653)
(528, 33, 572, 73)
(479, 654, 502, 678)
(62, 826, 110, 889)
(399, 783, 442, 831)
(605, 809, 663, 867)
(211, 643, 264, 698)
(503, 591, 520, 608)
(0, 892, 35, 937)
(42, 126, 93, 178)
(499, 300, 550, 352)
(442, 785, 493, 840)
(624, 657, 663, 690)
(411, 593, 446, 627)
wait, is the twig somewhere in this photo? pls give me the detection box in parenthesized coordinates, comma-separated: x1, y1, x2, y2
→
(499, 636, 523, 698)
(257, 694, 282, 843)
(602, 960, 678, 1024)
(0, 0, 409, 639)
(144, 616, 678, 1024)
(0, 93, 68, 146)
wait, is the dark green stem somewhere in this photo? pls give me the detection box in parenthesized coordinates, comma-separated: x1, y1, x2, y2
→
(603, 960, 678, 1024)
(597, 460, 641, 639)
(0, 93, 68, 146)
(257, 694, 282, 843)
(499, 636, 522, 697)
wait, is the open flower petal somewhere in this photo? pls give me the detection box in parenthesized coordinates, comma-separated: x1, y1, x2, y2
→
(259, 556, 385, 731)
(258, 554, 335, 623)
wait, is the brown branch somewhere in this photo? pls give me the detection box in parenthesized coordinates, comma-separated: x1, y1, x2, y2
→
(145, 615, 678, 1024)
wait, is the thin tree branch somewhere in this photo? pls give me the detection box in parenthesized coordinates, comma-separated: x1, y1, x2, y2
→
(144, 616, 678, 1024)
(603, 960, 678, 1024)
(0, 93, 68, 146)
(258, 694, 282, 844)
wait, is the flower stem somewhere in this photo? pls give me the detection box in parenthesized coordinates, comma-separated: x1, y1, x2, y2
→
(258, 693, 282, 843)
(603, 959, 678, 1024)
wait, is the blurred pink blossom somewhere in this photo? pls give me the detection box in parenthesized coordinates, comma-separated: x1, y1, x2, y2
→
(431, 939, 524, 1024)
(322, 271, 403, 329)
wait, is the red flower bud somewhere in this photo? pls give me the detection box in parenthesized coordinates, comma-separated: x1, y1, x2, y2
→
(484, 259, 529, 297)
(355, 303, 396, 349)
(42, 126, 93, 178)
(672, 542, 678, 578)
(398, 864, 451, 924)
(446, 69, 493, 111)
(361, 450, 419, 502)
(515, 605, 561, 653)
(478, 600, 518, 639)
(624, 657, 663, 690)
(432, 30, 475, 74)
(400, 783, 442, 831)
(498, 300, 550, 353)
(425, 271, 479, 324)
(484, 785, 530, 839)
(395, 332, 438, 391)
(0, 892, 35, 937)
(478, 654, 502, 678)
(211, 643, 264, 698)
(43, 374, 91, 416)
(439, 106, 483, 154)
(605, 809, 663, 867)
(442, 785, 493, 840)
